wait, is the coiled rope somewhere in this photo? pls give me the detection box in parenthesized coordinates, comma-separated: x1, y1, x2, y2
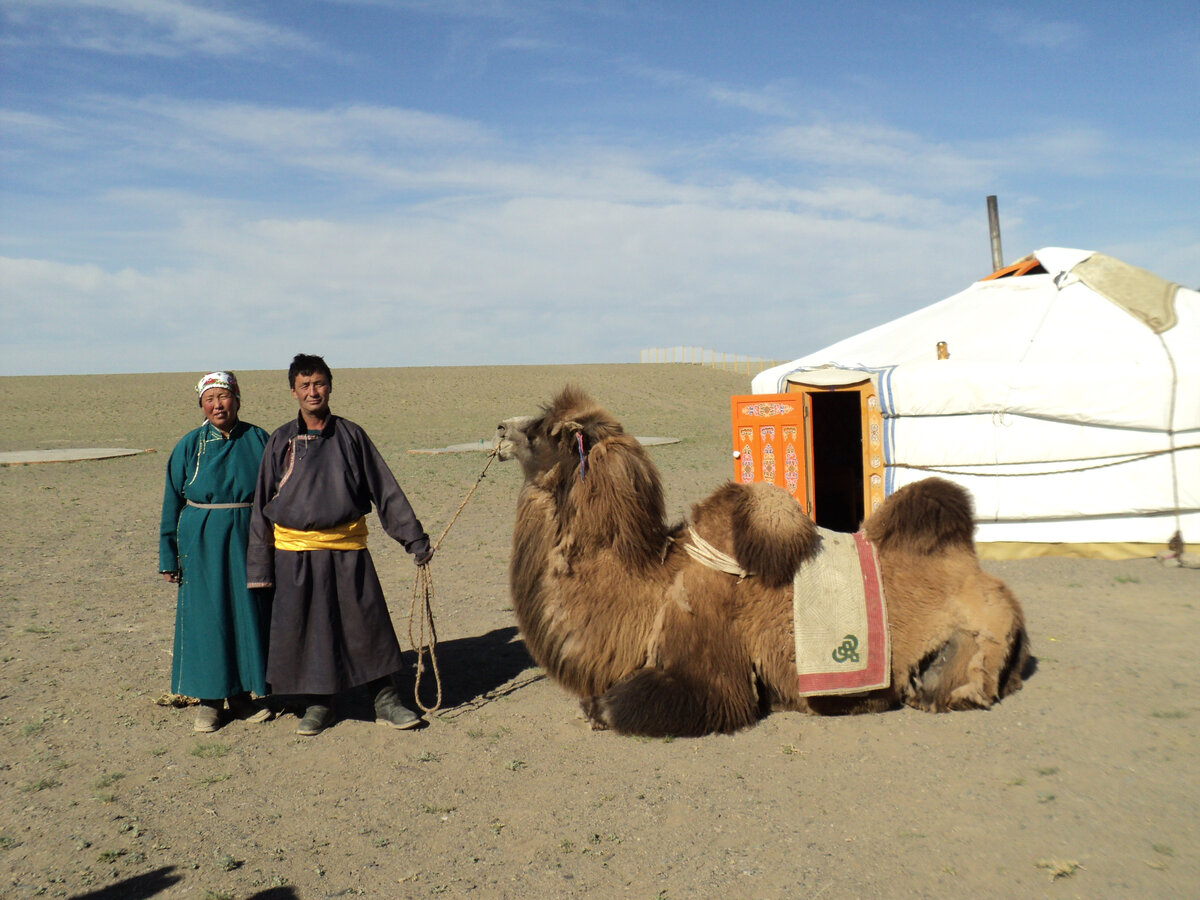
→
(408, 448, 499, 714)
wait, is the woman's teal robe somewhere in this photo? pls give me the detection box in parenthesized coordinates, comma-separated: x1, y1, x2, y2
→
(160, 420, 271, 699)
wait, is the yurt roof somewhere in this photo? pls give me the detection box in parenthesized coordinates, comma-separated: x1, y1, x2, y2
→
(751, 247, 1198, 433)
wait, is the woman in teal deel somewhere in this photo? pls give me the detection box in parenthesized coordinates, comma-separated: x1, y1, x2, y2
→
(159, 371, 272, 732)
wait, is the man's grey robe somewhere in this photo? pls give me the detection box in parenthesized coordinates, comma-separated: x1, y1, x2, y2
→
(248, 414, 430, 695)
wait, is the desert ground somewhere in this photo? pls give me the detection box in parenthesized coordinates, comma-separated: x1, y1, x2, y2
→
(1, 363, 1197, 900)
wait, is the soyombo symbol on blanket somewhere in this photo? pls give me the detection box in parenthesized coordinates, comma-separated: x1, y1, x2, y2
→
(791, 529, 890, 697)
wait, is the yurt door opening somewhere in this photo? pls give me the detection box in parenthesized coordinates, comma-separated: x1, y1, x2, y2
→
(731, 380, 885, 533)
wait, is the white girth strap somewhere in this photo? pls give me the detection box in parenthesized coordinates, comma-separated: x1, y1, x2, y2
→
(683, 527, 750, 579)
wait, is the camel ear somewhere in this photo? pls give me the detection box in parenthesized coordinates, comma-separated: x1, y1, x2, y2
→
(550, 419, 584, 439)
(550, 419, 609, 458)
(577, 417, 619, 453)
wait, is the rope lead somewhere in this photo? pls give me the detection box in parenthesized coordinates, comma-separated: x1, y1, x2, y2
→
(407, 448, 499, 714)
(409, 563, 442, 714)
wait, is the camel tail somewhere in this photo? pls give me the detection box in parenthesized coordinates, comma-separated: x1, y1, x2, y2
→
(998, 613, 1033, 699)
(863, 477, 976, 555)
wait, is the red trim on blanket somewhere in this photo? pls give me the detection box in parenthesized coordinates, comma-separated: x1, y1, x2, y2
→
(795, 531, 889, 695)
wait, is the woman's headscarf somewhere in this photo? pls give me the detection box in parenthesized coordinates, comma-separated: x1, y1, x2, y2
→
(196, 371, 240, 399)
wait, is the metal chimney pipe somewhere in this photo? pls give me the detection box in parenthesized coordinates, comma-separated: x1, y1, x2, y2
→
(987, 195, 1003, 271)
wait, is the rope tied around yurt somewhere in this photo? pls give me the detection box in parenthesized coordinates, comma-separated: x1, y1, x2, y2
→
(890, 442, 1200, 478)
(407, 447, 499, 714)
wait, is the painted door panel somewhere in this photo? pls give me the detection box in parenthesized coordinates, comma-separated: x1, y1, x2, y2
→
(730, 394, 813, 516)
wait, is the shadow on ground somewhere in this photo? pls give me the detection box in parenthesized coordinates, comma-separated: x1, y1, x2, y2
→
(68, 865, 305, 900)
(68, 866, 181, 899)
(270, 626, 538, 730)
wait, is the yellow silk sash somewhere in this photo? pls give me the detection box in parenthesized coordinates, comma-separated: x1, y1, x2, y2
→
(273, 516, 368, 551)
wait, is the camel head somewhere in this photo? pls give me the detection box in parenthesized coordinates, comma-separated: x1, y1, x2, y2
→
(494, 386, 630, 483)
(494, 416, 535, 464)
(496, 385, 670, 570)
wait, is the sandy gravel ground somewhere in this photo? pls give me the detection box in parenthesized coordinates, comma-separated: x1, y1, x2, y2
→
(1, 364, 1197, 899)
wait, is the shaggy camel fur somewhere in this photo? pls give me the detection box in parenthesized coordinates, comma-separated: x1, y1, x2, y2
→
(496, 387, 1030, 737)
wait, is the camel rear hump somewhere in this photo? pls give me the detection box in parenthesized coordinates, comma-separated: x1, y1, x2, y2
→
(863, 477, 976, 555)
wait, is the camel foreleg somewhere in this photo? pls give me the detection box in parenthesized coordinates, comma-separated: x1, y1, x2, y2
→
(590, 663, 761, 737)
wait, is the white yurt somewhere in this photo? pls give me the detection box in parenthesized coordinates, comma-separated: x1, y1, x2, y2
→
(745, 247, 1199, 559)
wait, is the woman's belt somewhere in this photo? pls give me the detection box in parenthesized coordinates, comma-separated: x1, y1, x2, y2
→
(186, 500, 252, 509)
(273, 516, 368, 551)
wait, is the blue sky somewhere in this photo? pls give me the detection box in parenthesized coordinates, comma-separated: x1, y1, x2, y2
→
(2, 1, 1197, 375)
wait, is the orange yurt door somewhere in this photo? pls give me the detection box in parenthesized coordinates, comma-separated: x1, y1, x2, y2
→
(730, 394, 814, 516)
(732, 384, 885, 531)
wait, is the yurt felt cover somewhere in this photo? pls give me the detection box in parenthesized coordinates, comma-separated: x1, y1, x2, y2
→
(751, 248, 1199, 558)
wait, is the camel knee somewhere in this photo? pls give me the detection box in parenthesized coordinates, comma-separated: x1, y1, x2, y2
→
(597, 666, 758, 737)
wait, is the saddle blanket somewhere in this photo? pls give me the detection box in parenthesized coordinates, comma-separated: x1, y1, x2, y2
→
(793, 529, 891, 696)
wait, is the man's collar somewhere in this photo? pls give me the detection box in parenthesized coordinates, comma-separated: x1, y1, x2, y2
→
(294, 411, 335, 434)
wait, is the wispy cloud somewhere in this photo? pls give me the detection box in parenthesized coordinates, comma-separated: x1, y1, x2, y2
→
(753, 119, 1143, 197)
(620, 60, 803, 120)
(0, 0, 316, 57)
(12, 91, 1065, 214)
(982, 9, 1086, 51)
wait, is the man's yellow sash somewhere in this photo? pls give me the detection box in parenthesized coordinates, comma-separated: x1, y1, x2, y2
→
(273, 516, 368, 551)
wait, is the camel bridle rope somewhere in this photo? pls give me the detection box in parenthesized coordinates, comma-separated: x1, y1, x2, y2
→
(408, 447, 499, 714)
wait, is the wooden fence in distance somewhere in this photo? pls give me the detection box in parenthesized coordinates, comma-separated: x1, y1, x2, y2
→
(639, 347, 778, 376)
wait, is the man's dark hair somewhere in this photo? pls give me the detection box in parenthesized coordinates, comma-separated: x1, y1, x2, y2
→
(288, 353, 333, 388)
